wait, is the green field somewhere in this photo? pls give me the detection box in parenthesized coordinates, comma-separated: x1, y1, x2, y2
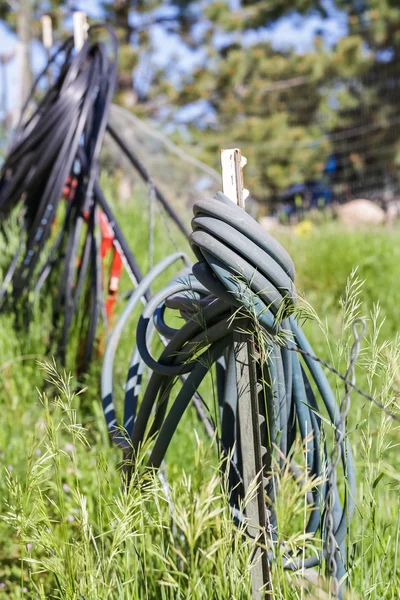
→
(0, 188, 399, 599)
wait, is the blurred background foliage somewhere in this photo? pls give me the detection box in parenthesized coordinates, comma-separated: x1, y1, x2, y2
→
(2, 1, 400, 206)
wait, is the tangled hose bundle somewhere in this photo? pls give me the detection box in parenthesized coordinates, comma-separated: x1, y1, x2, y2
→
(102, 192, 354, 589)
(0, 24, 187, 371)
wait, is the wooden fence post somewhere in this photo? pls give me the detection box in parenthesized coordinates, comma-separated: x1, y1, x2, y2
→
(220, 149, 273, 599)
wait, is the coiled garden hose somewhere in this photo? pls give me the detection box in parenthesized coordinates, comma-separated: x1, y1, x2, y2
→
(0, 25, 120, 368)
(102, 192, 355, 590)
(0, 24, 188, 371)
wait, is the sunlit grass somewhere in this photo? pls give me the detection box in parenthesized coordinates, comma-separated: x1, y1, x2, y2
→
(0, 189, 399, 598)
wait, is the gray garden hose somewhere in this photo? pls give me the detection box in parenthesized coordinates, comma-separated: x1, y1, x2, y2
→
(101, 252, 215, 446)
(102, 192, 355, 591)
(101, 252, 189, 447)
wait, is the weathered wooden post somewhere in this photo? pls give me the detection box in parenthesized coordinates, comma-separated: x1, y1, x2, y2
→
(41, 14, 53, 91)
(220, 149, 273, 599)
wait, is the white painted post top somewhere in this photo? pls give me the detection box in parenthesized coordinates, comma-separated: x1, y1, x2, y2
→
(73, 11, 88, 52)
(220, 148, 249, 209)
(41, 15, 53, 49)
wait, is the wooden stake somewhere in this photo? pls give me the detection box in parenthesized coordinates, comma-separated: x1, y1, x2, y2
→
(41, 15, 53, 50)
(220, 148, 249, 208)
(13, 0, 32, 126)
(220, 149, 273, 599)
(73, 11, 88, 52)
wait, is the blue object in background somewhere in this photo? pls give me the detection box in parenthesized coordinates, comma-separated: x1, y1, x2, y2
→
(324, 154, 337, 174)
(279, 154, 336, 213)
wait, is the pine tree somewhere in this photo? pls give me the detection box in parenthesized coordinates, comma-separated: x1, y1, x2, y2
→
(1, 1, 65, 124)
(100, 1, 198, 109)
(328, 1, 400, 201)
(166, 1, 334, 204)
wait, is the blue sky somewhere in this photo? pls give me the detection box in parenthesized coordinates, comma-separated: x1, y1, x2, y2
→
(0, 0, 102, 114)
(0, 1, 347, 115)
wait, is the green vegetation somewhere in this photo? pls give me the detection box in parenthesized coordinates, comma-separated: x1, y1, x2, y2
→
(0, 188, 399, 598)
(3, 2, 400, 204)
(2, 1, 400, 596)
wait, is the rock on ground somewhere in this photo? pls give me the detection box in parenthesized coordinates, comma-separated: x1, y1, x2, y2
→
(259, 216, 280, 231)
(336, 199, 385, 226)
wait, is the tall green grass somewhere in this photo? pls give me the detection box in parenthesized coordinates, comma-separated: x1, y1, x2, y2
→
(0, 189, 399, 598)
